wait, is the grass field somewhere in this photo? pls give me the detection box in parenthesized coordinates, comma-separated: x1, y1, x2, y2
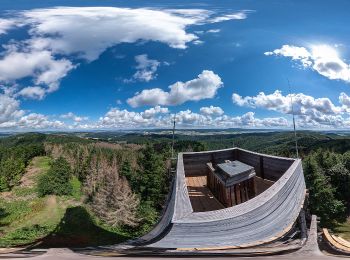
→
(334, 220, 350, 241)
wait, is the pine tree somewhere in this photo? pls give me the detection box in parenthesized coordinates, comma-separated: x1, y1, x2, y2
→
(303, 156, 346, 227)
(37, 157, 73, 196)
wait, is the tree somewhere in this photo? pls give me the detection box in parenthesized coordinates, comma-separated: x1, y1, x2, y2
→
(328, 163, 350, 210)
(37, 157, 73, 196)
(91, 159, 140, 227)
(0, 158, 25, 191)
(121, 160, 132, 180)
(303, 156, 347, 227)
(137, 144, 166, 207)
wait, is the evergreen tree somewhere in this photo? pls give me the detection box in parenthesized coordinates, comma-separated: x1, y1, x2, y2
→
(137, 144, 166, 207)
(37, 157, 73, 196)
(303, 156, 346, 227)
(0, 158, 25, 191)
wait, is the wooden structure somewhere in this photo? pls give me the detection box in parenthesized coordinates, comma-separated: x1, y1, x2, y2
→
(323, 228, 350, 255)
(120, 148, 306, 252)
(185, 175, 224, 212)
(207, 160, 256, 207)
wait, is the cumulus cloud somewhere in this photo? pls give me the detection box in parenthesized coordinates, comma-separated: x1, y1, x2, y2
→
(0, 50, 73, 83)
(16, 113, 65, 129)
(232, 90, 350, 127)
(60, 112, 88, 122)
(200, 105, 224, 116)
(17, 86, 46, 100)
(0, 49, 74, 98)
(127, 70, 223, 107)
(126, 54, 160, 82)
(174, 110, 288, 128)
(95, 105, 288, 129)
(232, 90, 341, 115)
(141, 106, 169, 119)
(0, 94, 24, 124)
(265, 44, 350, 82)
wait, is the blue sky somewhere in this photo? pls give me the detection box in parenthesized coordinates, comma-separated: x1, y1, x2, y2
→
(0, 0, 350, 130)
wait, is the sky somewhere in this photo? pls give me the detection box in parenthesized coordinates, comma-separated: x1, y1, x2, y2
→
(0, 0, 350, 131)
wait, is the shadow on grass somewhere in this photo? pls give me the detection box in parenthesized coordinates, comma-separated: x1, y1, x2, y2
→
(0, 207, 9, 228)
(37, 206, 129, 248)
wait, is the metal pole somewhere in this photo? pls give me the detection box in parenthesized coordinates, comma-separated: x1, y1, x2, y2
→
(171, 113, 176, 159)
(287, 79, 299, 159)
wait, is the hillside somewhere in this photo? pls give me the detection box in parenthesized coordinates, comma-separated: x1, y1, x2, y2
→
(1, 131, 350, 247)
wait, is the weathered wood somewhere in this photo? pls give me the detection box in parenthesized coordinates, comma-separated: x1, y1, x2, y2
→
(131, 147, 306, 250)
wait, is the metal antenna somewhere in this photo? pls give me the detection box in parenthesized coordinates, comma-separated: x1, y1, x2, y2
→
(287, 79, 299, 159)
(171, 113, 176, 159)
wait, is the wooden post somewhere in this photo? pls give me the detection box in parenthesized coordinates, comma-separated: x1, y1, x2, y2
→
(235, 184, 241, 204)
(260, 156, 265, 179)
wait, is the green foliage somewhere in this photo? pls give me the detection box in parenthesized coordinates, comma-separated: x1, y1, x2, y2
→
(0, 159, 25, 191)
(0, 200, 32, 227)
(70, 176, 82, 200)
(121, 160, 132, 180)
(303, 150, 350, 227)
(37, 157, 73, 197)
(137, 144, 167, 207)
(133, 201, 159, 236)
(0, 133, 45, 192)
(0, 225, 51, 246)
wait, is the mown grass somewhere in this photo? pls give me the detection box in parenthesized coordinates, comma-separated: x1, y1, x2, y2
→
(70, 176, 82, 201)
(334, 220, 350, 241)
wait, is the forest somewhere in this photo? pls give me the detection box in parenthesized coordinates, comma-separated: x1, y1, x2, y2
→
(1, 131, 350, 246)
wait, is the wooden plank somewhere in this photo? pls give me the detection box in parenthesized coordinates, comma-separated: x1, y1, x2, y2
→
(185, 175, 224, 212)
(323, 228, 350, 253)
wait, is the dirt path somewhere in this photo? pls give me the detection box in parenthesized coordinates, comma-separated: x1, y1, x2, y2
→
(19, 157, 43, 188)
(0, 156, 50, 201)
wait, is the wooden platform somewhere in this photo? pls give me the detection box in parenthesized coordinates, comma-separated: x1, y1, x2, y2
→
(185, 175, 224, 212)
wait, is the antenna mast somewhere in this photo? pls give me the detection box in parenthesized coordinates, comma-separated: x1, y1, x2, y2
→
(171, 113, 176, 159)
(287, 79, 299, 159)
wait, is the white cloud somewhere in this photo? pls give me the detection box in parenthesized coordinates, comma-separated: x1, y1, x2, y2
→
(207, 29, 221, 33)
(0, 50, 73, 82)
(0, 94, 24, 124)
(232, 90, 341, 115)
(17, 113, 65, 129)
(0, 49, 74, 97)
(127, 54, 160, 82)
(95, 107, 289, 129)
(127, 70, 222, 107)
(0, 19, 16, 34)
(17, 86, 46, 100)
(60, 112, 88, 122)
(141, 106, 169, 119)
(209, 11, 249, 23)
(265, 44, 350, 82)
(232, 90, 350, 127)
(174, 110, 288, 128)
(20, 7, 207, 61)
(0, 6, 250, 102)
(193, 40, 204, 45)
(200, 105, 224, 116)
(339, 92, 350, 109)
